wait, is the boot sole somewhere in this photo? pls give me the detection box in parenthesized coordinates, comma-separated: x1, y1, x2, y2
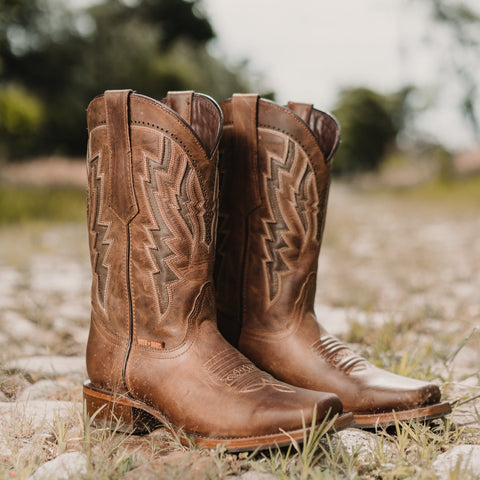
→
(353, 401, 452, 429)
(83, 382, 354, 452)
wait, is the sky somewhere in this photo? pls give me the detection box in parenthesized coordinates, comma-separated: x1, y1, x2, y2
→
(200, 0, 479, 150)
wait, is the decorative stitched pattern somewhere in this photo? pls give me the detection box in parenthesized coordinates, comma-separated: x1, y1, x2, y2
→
(204, 349, 295, 393)
(142, 136, 207, 314)
(263, 137, 317, 301)
(311, 335, 369, 374)
(203, 151, 218, 247)
(295, 166, 311, 233)
(90, 154, 112, 309)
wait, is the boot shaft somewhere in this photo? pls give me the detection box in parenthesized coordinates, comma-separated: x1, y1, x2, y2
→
(215, 95, 339, 344)
(86, 90, 222, 353)
(214, 95, 451, 429)
(84, 90, 354, 447)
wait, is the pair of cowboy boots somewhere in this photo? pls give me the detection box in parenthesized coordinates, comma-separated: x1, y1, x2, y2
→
(83, 90, 450, 452)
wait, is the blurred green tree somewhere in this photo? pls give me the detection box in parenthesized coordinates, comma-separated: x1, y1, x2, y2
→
(423, 0, 480, 138)
(0, 0, 252, 160)
(332, 87, 412, 175)
(0, 84, 44, 158)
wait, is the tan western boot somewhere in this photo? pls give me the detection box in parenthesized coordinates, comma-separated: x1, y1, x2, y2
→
(83, 90, 352, 452)
(215, 94, 451, 429)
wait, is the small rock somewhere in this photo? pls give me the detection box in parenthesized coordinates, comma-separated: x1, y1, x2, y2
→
(457, 375, 480, 388)
(17, 379, 71, 401)
(124, 451, 217, 480)
(55, 301, 90, 323)
(28, 451, 87, 480)
(64, 425, 84, 452)
(314, 304, 397, 336)
(0, 400, 81, 433)
(30, 256, 87, 294)
(0, 372, 30, 399)
(234, 472, 278, 480)
(314, 305, 351, 335)
(71, 326, 89, 346)
(337, 428, 396, 464)
(5, 356, 85, 380)
(0, 267, 22, 309)
(2, 311, 37, 340)
(433, 445, 480, 480)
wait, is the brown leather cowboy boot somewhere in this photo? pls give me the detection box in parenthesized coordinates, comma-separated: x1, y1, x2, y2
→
(83, 90, 352, 452)
(215, 94, 451, 428)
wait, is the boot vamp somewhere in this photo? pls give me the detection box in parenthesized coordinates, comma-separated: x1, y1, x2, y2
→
(303, 330, 442, 414)
(125, 321, 343, 438)
(338, 366, 441, 414)
(239, 321, 441, 415)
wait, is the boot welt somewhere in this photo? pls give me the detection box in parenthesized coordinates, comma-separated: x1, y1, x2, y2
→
(352, 401, 452, 429)
(83, 382, 354, 452)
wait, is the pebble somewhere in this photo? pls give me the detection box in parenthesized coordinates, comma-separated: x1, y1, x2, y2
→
(0, 400, 82, 469)
(337, 428, 396, 464)
(28, 451, 87, 480)
(17, 379, 73, 402)
(55, 300, 90, 323)
(2, 311, 38, 341)
(0, 266, 22, 309)
(124, 451, 218, 480)
(0, 312, 58, 353)
(432, 445, 480, 480)
(5, 356, 86, 380)
(0, 400, 81, 432)
(314, 305, 398, 336)
(234, 473, 278, 480)
(29, 255, 88, 294)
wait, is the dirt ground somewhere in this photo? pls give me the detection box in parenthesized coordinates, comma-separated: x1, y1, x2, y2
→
(0, 166, 479, 478)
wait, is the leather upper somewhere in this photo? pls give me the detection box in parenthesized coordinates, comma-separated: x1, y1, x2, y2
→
(215, 94, 442, 415)
(85, 90, 344, 438)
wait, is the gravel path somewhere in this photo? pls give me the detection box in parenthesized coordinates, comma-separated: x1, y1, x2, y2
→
(0, 182, 478, 478)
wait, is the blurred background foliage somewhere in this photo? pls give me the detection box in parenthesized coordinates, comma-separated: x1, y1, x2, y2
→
(0, 0, 478, 179)
(332, 87, 413, 175)
(0, 0, 252, 160)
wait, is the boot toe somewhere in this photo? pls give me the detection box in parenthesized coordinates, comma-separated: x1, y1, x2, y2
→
(251, 388, 344, 435)
(418, 382, 441, 405)
(349, 367, 443, 414)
